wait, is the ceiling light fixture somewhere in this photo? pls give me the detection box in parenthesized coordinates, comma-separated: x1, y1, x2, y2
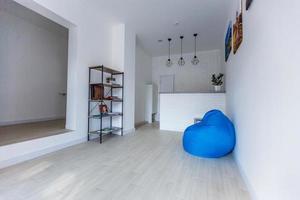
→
(178, 36, 185, 66)
(191, 33, 200, 65)
(166, 38, 173, 67)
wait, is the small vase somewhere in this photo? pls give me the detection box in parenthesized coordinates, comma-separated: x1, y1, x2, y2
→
(214, 85, 222, 92)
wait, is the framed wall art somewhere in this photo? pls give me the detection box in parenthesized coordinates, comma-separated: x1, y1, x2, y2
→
(233, 0, 243, 54)
(225, 21, 232, 62)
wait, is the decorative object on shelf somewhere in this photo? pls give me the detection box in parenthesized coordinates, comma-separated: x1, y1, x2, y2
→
(233, 0, 243, 54)
(106, 77, 116, 84)
(103, 88, 121, 101)
(99, 104, 109, 113)
(105, 96, 122, 101)
(166, 38, 173, 67)
(211, 73, 224, 92)
(105, 96, 113, 100)
(178, 36, 185, 66)
(91, 85, 104, 100)
(246, 0, 253, 10)
(191, 33, 200, 65)
(88, 65, 124, 143)
(225, 21, 232, 62)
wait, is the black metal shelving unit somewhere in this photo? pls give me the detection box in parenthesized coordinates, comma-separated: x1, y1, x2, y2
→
(88, 65, 124, 143)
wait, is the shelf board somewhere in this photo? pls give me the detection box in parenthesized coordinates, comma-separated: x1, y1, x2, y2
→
(89, 112, 123, 118)
(89, 65, 123, 74)
(89, 83, 123, 88)
(89, 127, 122, 135)
(89, 99, 123, 102)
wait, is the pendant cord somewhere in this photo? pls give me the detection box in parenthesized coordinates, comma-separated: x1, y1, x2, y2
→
(194, 33, 198, 57)
(181, 38, 183, 57)
(168, 38, 171, 60)
(194, 36, 196, 57)
(169, 41, 170, 59)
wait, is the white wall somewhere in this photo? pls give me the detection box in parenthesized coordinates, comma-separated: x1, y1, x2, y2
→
(135, 42, 152, 125)
(123, 25, 136, 132)
(112, 24, 125, 71)
(0, 1, 68, 125)
(224, 0, 300, 200)
(152, 50, 223, 120)
(111, 23, 136, 133)
(0, 0, 136, 168)
(152, 50, 222, 93)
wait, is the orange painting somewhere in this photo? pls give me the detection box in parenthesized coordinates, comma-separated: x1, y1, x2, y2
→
(233, 12, 243, 54)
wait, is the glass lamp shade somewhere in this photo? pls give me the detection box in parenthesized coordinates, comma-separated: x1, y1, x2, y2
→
(191, 56, 200, 65)
(166, 58, 173, 67)
(178, 57, 185, 66)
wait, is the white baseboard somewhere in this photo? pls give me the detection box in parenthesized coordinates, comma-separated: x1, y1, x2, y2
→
(233, 152, 258, 200)
(0, 116, 66, 126)
(0, 137, 86, 169)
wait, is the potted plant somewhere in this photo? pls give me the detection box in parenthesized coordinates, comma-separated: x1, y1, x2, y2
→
(211, 73, 224, 92)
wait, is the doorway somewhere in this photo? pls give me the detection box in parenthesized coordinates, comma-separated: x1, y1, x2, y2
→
(0, 1, 69, 146)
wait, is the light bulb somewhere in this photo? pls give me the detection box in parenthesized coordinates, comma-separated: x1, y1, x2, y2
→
(178, 57, 185, 66)
(166, 58, 173, 67)
(191, 56, 200, 65)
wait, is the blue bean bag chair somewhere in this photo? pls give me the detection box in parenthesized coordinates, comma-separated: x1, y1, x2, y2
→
(183, 110, 235, 158)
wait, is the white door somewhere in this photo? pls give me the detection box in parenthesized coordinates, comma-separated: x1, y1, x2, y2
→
(160, 75, 174, 93)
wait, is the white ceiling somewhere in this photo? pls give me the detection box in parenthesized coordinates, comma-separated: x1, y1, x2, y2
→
(93, 0, 229, 57)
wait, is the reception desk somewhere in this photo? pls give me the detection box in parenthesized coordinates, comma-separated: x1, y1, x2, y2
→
(160, 93, 226, 132)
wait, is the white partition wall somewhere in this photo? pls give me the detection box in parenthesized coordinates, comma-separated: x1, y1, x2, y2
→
(160, 93, 226, 132)
(145, 84, 153, 123)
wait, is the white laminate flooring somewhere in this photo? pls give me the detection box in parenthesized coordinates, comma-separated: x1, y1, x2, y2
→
(0, 124, 250, 200)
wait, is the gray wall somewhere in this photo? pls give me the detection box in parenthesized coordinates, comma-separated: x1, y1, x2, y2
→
(0, 1, 68, 125)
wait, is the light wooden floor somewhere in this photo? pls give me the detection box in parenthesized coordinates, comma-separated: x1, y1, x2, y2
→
(0, 119, 68, 146)
(0, 124, 250, 200)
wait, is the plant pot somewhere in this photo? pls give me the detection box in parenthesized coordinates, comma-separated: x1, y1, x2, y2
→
(214, 85, 222, 92)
